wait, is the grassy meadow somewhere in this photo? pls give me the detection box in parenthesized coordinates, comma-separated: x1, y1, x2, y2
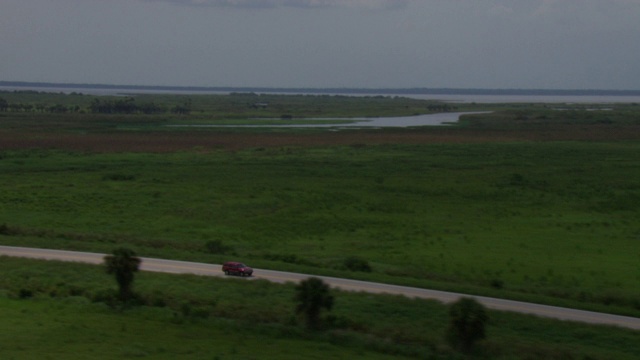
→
(1, 90, 640, 358)
(2, 140, 639, 314)
(2, 257, 640, 360)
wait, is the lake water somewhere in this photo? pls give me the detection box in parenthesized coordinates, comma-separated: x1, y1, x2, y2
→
(403, 94, 640, 104)
(169, 111, 490, 128)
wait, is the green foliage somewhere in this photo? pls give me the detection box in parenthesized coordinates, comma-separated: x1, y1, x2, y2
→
(446, 297, 489, 353)
(0, 91, 449, 123)
(343, 256, 372, 272)
(104, 248, 141, 302)
(19, 288, 34, 299)
(91, 288, 120, 308)
(0, 223, 12, 235)
(459, 104, 640, 127)
(204, 240, 234, 255)
(101, 173, 135, 181)
(294, 277, 334, 330)
(90, 97, 165, 114)
(264, 253, 315, 266)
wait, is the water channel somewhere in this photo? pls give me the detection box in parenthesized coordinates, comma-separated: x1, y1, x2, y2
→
(169, 111, 490, 129)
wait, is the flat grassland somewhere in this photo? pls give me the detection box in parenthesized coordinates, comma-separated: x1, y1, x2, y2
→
(1, 92, 640, 359)
(2, 257, 640, 360)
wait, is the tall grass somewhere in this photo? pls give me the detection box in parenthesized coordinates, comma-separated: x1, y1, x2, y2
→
(1, 141, 639, 314)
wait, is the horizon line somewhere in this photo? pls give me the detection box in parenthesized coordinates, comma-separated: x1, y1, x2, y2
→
(1, 80, 640, 96)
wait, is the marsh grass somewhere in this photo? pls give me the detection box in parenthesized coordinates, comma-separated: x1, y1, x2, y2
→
(1, 141, 639, 315)
(0, 91, 451, 122)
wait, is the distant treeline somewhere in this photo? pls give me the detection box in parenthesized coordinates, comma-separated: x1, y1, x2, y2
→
(89, 98, 191, 114)
(0, 98, 80, 113)
(2, 81, 639, 96)
(0, 96, 191, 114)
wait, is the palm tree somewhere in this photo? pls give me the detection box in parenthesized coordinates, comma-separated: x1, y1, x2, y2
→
(104, 248, 141, 302)
(0, 98, 8, 112)
(446, 297, 489, 353)
(294, 277, 334, 330)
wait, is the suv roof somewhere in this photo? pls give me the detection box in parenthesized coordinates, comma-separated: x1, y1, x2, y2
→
(224, 261, 244, 266)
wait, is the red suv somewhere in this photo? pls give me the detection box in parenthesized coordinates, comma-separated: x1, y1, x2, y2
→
(222, 261, 253, 277)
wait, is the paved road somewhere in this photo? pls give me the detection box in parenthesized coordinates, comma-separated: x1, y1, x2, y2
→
(2, 245, 639, 330)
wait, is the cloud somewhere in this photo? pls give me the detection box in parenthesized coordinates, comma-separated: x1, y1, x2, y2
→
(532, 0, 640, 15)
(486, 4, 513, 16)
(149, 0, 412, 9)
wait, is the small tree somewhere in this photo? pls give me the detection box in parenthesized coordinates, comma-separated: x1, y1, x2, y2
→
(0, 98, 9, 112)
(446, 297, 488, 353)
(294, 277, 334, 330)
(343, 256, 372, 272)
(104, 248, 141, 302)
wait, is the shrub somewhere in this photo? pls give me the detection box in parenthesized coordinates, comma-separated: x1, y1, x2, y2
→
(509, 173, 526, 186)
(294, 277, 334, 330)
(91, 289, 119, 308)
(19, 289, 34, 299)
(265, 253, 299, 264)
(0, 223, 15, 236)
(343, 256, 372, 272)
(176, 302, 210, 321)
(102, 173, 135, 181)
(204, 240, 233, 255)
(264, 253, 317, 266)
(446, 297, 489, 353)
(490, 279, 504, 289)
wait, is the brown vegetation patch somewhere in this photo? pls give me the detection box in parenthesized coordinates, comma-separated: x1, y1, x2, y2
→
(2, 125, 639, 153)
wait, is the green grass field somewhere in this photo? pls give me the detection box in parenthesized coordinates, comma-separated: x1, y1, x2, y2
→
(1, 141, 639, 315)
(1, 92, 640, 358)
(2, 257, 639, 360)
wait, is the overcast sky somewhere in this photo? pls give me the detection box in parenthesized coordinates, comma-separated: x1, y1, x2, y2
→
(2, 0, 639, 89)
